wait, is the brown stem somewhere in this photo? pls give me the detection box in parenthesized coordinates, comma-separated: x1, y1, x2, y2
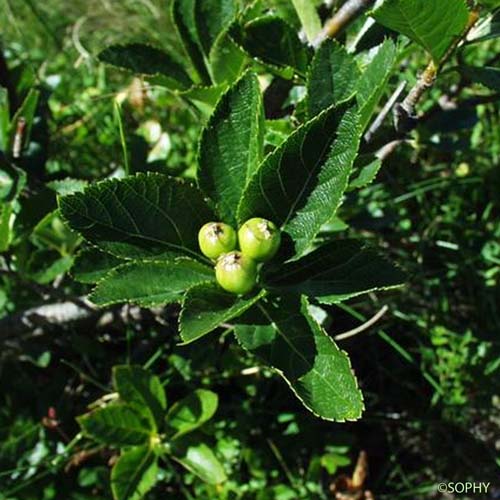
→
(312, 0, 375, 48)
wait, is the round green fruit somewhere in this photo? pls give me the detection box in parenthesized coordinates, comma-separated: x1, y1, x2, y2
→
(215, 251, 257, 295)
(238, 218, 281, 262)
(198, 222, 237, 259)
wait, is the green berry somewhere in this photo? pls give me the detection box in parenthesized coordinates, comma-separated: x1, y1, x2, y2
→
(238, 218, 281, 262)
(215, 251, 257, 295)
(198, 222, 237, 259)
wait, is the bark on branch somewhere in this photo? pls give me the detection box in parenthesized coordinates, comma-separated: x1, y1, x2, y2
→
(313, 0, 375, 47)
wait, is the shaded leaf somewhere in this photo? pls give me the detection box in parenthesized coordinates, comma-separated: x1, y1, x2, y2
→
(231, 16, 312, 77)
(0, 87, 9, 150)
(460, 65, 500, 91)
(0, 153, 26, 202)
(180, 283, 265, 344)
(372, 0, 469, 62)
(235, 295, 364, 421)
(0, 202, 13, 252)
(59, 173, 215, 260)
(78, 405, 152, 446)
(9, 88, 40, 151)
(111, 446, 158, 500)
(90, 259, 214, 307)
(113, 365, 167, 430)
(198, 72, 264, 224)
(172, 0, 211, 83)
(307, 40, 360, 117)
(264, 239, 406, 303)
(195, 0, 237, 55)
(166, 389, 218, 439)
(98, 44, 192, 90)
(72, 247, 123, 284)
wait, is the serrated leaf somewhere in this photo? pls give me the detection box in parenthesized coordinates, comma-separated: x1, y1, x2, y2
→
(234, 295, 364, 421)
(209, 29, 247, 84)
(178, 84, 227, 107)
(72, 248, 123, 284)
(47, 178, 88, 196)
(172, 0, 211, 84)
(355, 39, 397, 131)
(238, 104, 360, 257)
(460, 66, 500, 91)
(180, 283, 265, 344)
(111, 446, 158, 500)
(307, 40, 361, 118)
(166, 389, 218, 439)
(231, 16, 312, 77)
(348, 157, 382, 191)
(90, 259, 214, 307)
(264, 239, 406, 303)
(372, 0, 469, 62)
(78, 405, 152, 446)
(113, 366, 166, 431)
(291, 0, 322, 44)
(59, 173, 215, 260)
(195, 0, 237, 55)
(98, 44, 192, 90)
(171, 440, 226, 484)
(198, 72, 264, 225)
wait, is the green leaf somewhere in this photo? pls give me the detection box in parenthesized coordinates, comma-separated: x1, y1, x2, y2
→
(306, 40, 361, 118)
(180, 283, 266, 344)
(172, 0, 211, 84)
(264, 239, 406, 303)
(72, 248, 123, 284)
(78, 405, 152, 446)
(291, 0, 322, 44)
(59, 173, 215, 260)
(467, 9, 500, 43)
(0, 153, 27, 202)
(98, 44, 192, 90)
(111, 446, 158, 500)
(231, 16, 312, 77)
(195, 0, 237, 55)
(0, 87, 9, 151)
(166, 389, 218, 439)
(113, 366, 167, 431)
(198, 72, 264, 225)
(90, 259, 214, 307)
(47, 178, 88, 196)
(234, 295, 364, 421)
(209, 29, 247, 84)
(372, 0, 469, 62)
(355, 39, 397, 131)
(0, 202, 13, 253)
(459, 66, 500, 91)
(9, 88, 40, 151)
(238, 105, 360, 257)
(347, 157, 382, 191)
(171, 440, 227, 484)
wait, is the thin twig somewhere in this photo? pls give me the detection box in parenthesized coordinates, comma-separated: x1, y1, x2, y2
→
(334, 305, 389, 341)
(312, 0, 375, 48)
(394, 9, 480, 133)
(365, 81, 407, 143)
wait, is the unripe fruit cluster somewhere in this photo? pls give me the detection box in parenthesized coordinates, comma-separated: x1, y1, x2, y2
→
(198, 218, 281, 295)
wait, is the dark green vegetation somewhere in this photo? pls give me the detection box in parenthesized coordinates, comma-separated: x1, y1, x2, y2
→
(1, 0, 499, 499)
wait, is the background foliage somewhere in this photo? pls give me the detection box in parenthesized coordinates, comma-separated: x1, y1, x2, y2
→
(1, 0, 499, 499)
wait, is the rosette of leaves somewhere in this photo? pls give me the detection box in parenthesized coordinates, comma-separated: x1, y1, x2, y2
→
(77, 365, 224, 500)
(60, 69, 406, 423)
